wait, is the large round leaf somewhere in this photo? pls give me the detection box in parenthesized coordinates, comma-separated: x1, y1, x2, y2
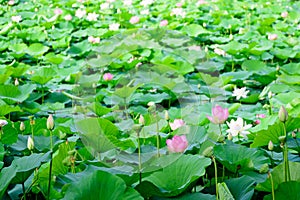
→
(135, 154, 211, 197)
(256, 161, 300, 192)
(62, 170, 143, 200)
(214, 142, 270, 173)
(264, 181, 300, 200)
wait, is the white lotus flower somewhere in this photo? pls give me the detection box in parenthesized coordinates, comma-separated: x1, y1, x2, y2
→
(75, 9, 86, 18)
(232, 87, 249, 100)
(109, 23, 120, 31)
(171, 8, 186, 18)
(86, 12, 99, 21)
(0, 120, 8, 127)
(226, 117, 252, 138)
(11, 15, 22, 23)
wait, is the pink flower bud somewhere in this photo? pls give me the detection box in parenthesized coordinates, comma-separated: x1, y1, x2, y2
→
(268, 33, 278, 41)
(130, 16, 140, 24)
(206, 105, 229, 124)
(47, 114, 54, 130)
(169, 119, 185, 130)
(160, 20, 168, 26)
(54, 8, 63, 15)
(103, 73, 113, 81)
(176, 2, 182, 7)
(139, 115, 145, 125)
(281, 11, 288, 18)
(64, 14, 72, 21)
(278, 105, 288, 122)
(166, 135, 188, 153)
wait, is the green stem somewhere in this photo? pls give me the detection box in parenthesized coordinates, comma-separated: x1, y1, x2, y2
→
(50, 130, 53, 151)
(0, 129, 3, 140)
(31, 125, 34, 141)
(42, 85, 44, 105)
(137, 131, 142, 184)
(47, 151, 53, 200)
(212, 156, 218, 200)
(269, 172, 275, 200)
(156, 112, 160, 157)
(283, 123, 290, 182)
(124, 98, 128, 119)
(218, 124, 222, 136)
(222, 165, 225, 182)
(22, 182, 26, 200)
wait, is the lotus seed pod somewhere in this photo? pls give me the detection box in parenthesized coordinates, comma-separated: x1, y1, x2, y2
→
(259, 163, 269, 174)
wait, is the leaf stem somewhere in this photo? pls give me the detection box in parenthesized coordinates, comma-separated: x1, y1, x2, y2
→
(47, 151, 53, 200)
(212, 156, 218, 200)
(22, 182, 26, 200)
(156, 111, 160, 157)
(269, 172, 275, 200)
(137, 130, 142, 184)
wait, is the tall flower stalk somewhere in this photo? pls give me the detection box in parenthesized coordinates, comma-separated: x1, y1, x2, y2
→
(279, 106, 290, 182)
(47, 114, 55, 200)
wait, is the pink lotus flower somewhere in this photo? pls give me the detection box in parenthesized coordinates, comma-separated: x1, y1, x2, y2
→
(88, 36, 100, 44)
(54, 8, 63, 15)
(176, 2, 182, 7)
(281, 11, 288, 18)
(64, 14, 72, 21)
(169, 119, 185, 130)
(160, 20, 168, 26)
(207, 105, 229, 124)
(11, 15, 22, 23)
(130, 16, 140, 24)
(166, 135, 188, 153)
(103, 73, 113, 81)
(8, 0, 15, 5)
(268, 33, 278, 41)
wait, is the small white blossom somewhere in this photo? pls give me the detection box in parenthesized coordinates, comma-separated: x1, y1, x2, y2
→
(123, 0, 132, 6)
(232, 87, 249, 100)
(86, 12, 99, 21)
(140, 9, 149, 15)
(226, 117, 252, 138)
(75, 9, 86, 18)
(171, 8, 186, 18)
(140, 0, 153, 7)
(0, 120, 8, 127)
(11, 15, 22, 23)
(100, 2, 110, 10)
(109, 23, 120, 31)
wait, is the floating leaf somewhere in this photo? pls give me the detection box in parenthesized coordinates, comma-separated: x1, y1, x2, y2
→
(214, 142, 270, 173)
(135, 154, 211, 197)
(63, 170, 143, 200)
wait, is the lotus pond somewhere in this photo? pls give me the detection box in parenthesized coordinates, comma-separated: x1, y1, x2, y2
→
(0, 0, 300, 199)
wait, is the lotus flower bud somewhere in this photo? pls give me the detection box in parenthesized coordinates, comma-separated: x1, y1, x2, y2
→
(27, 136, 34, 150)
(164, 110, 169, 121)
(139, 115, 145, 125)
(20, 122, 25, 132)
(292, 132, 296, 139)
(268, 140, 274, 151)
(202, 146, 214, 157)
(47, 114, 54, 130)
(14, 78, 19, 86)
(278, 106, 288, 122)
